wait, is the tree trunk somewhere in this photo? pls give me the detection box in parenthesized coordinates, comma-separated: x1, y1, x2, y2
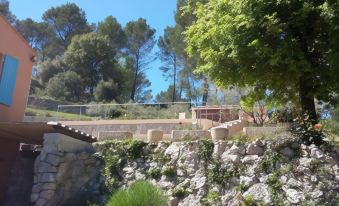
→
(299, 76, 317, 124)
(172, 56, 177, 103)
(130, 55, 139, 102)
(202, 76, 209, 106)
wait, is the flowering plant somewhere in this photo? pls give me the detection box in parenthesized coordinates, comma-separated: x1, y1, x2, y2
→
(290, 113, 324, 146)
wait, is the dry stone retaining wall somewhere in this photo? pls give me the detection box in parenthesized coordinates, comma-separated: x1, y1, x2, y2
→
(32, 133, 339, 206)
(31, 134, 101, 206)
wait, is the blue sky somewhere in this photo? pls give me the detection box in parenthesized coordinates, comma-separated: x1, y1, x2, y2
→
(9, 0, 177, 97)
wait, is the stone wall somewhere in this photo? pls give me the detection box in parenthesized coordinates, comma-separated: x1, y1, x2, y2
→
(65, 122, 192, 136)
(243, 127, 287, 137)
(32, 133, 339, 206)
(31, 134, 101, 206)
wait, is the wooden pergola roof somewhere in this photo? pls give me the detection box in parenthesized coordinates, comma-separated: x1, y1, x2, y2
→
(0, 122, 97, 145)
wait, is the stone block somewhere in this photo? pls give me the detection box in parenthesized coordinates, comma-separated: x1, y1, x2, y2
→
(147, 130, 163, 142)
(45, 153, 63, 166)
(171, 130, 211, 140)
(98, 131, 133, 141)
(35, 198, 46, 206)
(41, 183, 57, 190)
(211, 128, 229, 140)
(40, 190, 55, 200)
(38, 162, 57, 173)
(30, 193, 39, 203)
(40, 173, 56, 183)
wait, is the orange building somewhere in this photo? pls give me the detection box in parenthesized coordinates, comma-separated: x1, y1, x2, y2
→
(0, 13, 36, 204)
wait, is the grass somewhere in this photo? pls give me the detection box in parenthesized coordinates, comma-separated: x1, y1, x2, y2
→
(25, 107, 92, 121)
(107, 180, 167, 206)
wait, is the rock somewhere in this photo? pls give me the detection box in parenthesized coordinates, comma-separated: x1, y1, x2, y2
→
(38, 162, 57, 173)
(254, 139, 265, 147)
(240, 176, 258, 187)
(299, 157, 314, 168)
(241, 155, 259, 164)
(32, 184, 41, 193)
(135, 171, 146, 180)
(64, 153, 77, 162)
(243, 183, 271, 204)
(35, 198, 47, 206)
(221, 154, 240, 164)
(56, 163, 71, 182)
(41, 183, 57, 190)
(178, 194, 202, 206)
(84, 157, 97, 165)
(190, 171, 206, 190)
(178, 151, 199, 176)
(246, 143, 264, 156)
(221, 189, 237, 205)
(169, 196, 179, 206)
(280, 176, 288, 183)
(280, 147, 295, 158)
(30, 193, 39, 203)
(226, 144, 246, 155)
(40, 173, 56, 183)
(259, 175, 269, 183)
(165, 143, 181, 162)
(311, 189, 323, 199)
(310, 148, 324, 159)
(286, 189, 304, 204)
(77, 152, 90, 160)
(40, 190, 55, 200)
(213, 141, 227, 157)
(287, 178, 302, 188)
(45, 153, 63, 166)
(310, 175, 318, 183)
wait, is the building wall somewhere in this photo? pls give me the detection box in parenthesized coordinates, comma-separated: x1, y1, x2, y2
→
(0, 140, 19, 205)
(0, 15, 36, 122)
(0, 14, 36, 205)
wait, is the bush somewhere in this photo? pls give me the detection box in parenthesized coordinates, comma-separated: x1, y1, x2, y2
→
(290, 113, 324, 146)
(162, 166, 176, 177)
(107, 180, 167, 206)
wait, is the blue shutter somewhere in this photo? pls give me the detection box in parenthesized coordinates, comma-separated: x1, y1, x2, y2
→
(0, 55, 19, 106)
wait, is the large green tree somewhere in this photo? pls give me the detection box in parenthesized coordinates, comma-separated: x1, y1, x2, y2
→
(0, 0, 15, 23)
(98, 16, 126, 51)
(15, 18, 56, 60)
(38, 56, 67, 85)
(64, 33, 119, 96)
(185, 0, 339, 122)
(157, 26, 183, 102)
(124, 18, 156, 102)
(46, 71, 84, 102)
(43, 3, 92, 52)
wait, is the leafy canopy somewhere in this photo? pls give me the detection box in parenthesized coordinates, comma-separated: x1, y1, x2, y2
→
(185, 0, 339, 106)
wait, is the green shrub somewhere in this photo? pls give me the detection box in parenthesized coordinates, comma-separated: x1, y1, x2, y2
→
(107, 180, 167, 206)
(172, 187, 188, 198)
(208, 159, 245, 185)
(199, 140, 214, 163)
(162, 166, 176, 177)
(125, 140, 147, 159)
(290, 113, 324, 146)
(147, 168, 162, 179)
(240, 195, 266, 206)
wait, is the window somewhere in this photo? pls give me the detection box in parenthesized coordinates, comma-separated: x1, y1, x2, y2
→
(0, 55, 19, 106)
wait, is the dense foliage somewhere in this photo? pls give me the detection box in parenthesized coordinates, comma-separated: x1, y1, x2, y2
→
(185, 0, 339, 122)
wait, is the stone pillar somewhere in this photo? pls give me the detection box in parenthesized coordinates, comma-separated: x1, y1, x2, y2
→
(147, 130, 163, 142)
(211, 128, 229, 141)
(31, 133, 100, 206)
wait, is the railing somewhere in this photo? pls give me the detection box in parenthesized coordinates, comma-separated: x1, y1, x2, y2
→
(55, 102, 196, 121)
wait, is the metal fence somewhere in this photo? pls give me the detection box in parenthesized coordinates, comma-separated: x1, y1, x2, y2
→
(56, 102, 197, 121)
